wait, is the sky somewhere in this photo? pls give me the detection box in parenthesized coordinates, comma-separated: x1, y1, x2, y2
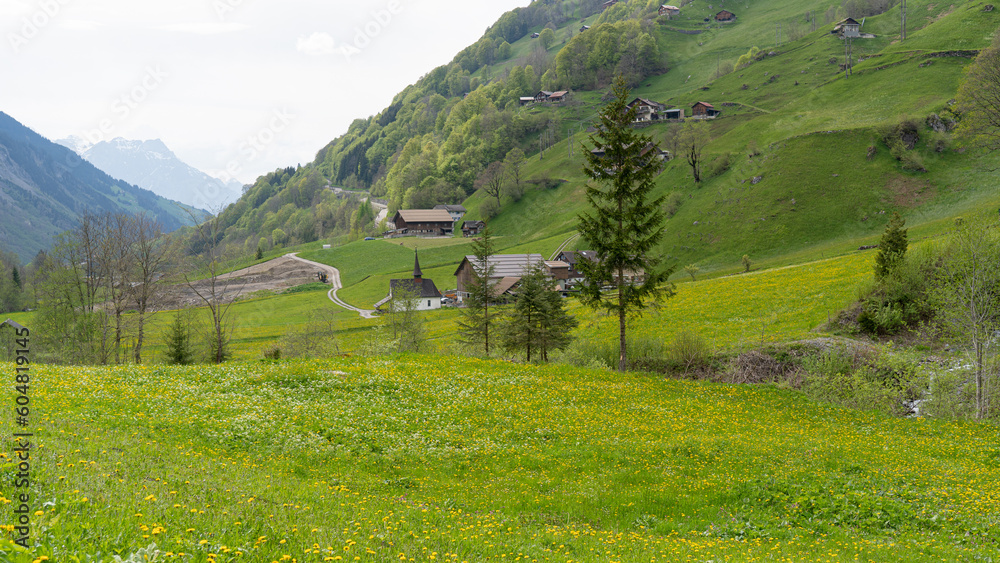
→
(1, 0, 531, 184)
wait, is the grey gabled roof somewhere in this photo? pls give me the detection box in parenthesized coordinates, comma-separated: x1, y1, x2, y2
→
(455, 254, 545, 277)
(389, 278, 442, 299)
(434, 204, 467, 213)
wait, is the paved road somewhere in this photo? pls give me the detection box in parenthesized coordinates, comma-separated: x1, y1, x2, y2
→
(287, 253, 377, 319)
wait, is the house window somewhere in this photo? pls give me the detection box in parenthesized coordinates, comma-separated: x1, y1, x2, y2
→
(427, 300, 431, 307)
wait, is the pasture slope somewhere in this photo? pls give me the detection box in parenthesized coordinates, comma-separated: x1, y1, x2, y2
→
(2, 356, 999, 561)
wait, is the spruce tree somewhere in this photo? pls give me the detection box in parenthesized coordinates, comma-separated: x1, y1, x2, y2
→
(457, 222, 496, 355)
(499, 265, 578, 362)
(578, 74, 675, 372)
(164, 310, 194, 365)
(12, 266, 21, 289)
(875, 212, 908, 279)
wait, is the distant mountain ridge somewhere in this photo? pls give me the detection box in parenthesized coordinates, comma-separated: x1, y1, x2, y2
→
(0, 112, 197, 263)
(58, 136, 243, 211)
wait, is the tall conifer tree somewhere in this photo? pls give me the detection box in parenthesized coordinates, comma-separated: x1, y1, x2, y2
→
(458, 222, 497, 355)
(578, 75, 675, 372)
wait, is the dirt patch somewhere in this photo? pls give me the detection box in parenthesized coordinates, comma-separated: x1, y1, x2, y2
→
(153, 255, 329, 311)
(886, 175, 935, 208)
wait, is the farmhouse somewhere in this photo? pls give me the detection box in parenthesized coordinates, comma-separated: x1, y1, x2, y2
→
(628, 97, 666, 122)
(580, 25, 591, 32)
(461, 220, 485, 237)
(434, 204, 467, 223)
(832, 18, 875, 38)
(691, 101, 721, 118)
(714, 10, 736, 22)
(548, 90, 569, 103)
(833, 17, 861, 37)
(531, 32, 540, 38)
(556, 250, 598, 286)
(555, 250, 645, 286)
(659, 4, 680, 16)
(390, 209, 455, 236)
(602, 0, 618, 9)
(376, 251, 442, 311)
(454, 253, 545, 302)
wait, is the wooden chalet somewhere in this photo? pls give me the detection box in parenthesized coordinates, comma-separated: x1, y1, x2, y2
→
(547, 90, 569, 103)
(454, 254, 545, 302)
(628, 97, 665, 122)
(580, 25, 591, 32)
(461, 220, 485, 237)
(434, 204, 467, 223)
(833, 18, 861, 38)
(602, 0, 618, 9)
(658, 5, 680, 16)
(390, 209, 455, 236)
(714, 10, 736, 22)
(531, 32, 540, 38)
(555, 250, 644, 286)
(691, 101, 720, 118)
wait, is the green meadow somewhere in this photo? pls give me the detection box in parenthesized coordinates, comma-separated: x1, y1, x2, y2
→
(3, 355, 999, 561)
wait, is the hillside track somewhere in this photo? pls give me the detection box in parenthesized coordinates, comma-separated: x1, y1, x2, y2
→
(287, 253, 377, 319)
(550, 232, 581, 260)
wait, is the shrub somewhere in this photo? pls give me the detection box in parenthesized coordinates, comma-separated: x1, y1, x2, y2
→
(800, 344, 926, 416)
(858, 243, 936, 335)
(663, 192, 684, 218)
(706, 152, 732, 179)
(667, 330, 711, 375)
(479, 199, 500, 220)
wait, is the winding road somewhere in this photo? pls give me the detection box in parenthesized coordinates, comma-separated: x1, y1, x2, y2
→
(286, 253, 377, 319)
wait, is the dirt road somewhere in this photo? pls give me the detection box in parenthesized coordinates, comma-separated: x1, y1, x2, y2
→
(286, 253, 377, 319)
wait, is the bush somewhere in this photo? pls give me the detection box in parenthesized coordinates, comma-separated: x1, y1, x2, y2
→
(800, 344, 926, 416)
(479, 199, 500, 220)
(667, 330, 711, 375)
(857, 244, 936, 335)
(663, 192, 684, 218)
(705, 152, 732, 179)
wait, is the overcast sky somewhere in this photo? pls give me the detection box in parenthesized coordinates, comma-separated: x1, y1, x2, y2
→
(1, 0, 530, 184)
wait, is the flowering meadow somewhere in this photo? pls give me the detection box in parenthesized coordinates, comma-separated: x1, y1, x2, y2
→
(573, 252, 873, 353)
(2, 355, 999, 561)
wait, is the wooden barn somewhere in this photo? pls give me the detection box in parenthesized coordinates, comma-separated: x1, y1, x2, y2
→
(390, 209, 455, 236)
(715, 10, 736, 22)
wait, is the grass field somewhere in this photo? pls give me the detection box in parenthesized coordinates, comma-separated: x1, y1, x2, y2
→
(3, 355, 998, 561)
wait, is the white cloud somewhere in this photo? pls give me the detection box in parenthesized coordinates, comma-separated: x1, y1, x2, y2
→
(296, 32, 337, 56)
(159, 22, 249, 35)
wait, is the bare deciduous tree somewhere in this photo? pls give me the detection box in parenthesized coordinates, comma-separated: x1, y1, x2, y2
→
(183, 208, 247, 364)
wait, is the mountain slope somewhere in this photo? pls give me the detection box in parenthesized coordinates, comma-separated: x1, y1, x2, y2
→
(0, 112, 197, 263)
(58, 136, 243, 211)
(206, 0, 999, 277)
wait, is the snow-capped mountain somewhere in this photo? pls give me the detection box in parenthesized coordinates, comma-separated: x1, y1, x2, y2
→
(57, 136, 243, 210)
